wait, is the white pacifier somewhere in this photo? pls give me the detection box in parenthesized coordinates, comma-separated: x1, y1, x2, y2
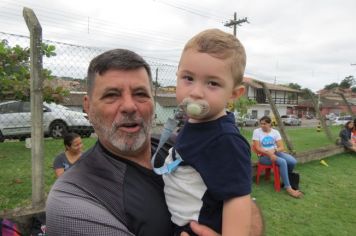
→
(179, 98, 210, 119)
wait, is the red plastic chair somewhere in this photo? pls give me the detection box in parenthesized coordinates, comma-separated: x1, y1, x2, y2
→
(252, 144, 281, 192)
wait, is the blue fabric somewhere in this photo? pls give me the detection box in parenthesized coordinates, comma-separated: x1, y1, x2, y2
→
(174, 112, 251, 233)
(259, 152, 297, 188)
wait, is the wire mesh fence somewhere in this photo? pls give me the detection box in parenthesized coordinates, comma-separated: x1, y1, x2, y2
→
(0, 30, 180, 139)
(1, 29, 356, 211)
(0, 31, 182, 210)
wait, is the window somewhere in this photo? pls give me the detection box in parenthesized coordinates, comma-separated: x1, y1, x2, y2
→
(21, 102, 31, 113)
(0, 102, 21, 114)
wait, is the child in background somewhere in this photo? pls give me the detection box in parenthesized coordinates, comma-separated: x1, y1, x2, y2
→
(163, 29, 252, 236)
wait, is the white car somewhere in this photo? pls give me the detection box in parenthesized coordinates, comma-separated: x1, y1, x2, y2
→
(235, 113, 259, 127)
(0, 100, 94, 142)
(281, 115, 301, 126)
(332, 116, 353, 126)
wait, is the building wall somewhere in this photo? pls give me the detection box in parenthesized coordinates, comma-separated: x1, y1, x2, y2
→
(245, 86, 298, 118)
(247, 104, 289, 119)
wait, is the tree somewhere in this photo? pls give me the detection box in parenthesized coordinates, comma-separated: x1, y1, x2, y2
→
(0, 39, 68, 102)
(339, 75, 355, 89)
(324, 82, 339, 90)
(233, 97, 256, 116)
(301, 88, 315, 99)
(287, 83, 302, 90)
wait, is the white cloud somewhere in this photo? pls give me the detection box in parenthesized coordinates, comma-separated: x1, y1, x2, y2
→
(1, 0, 356, 91)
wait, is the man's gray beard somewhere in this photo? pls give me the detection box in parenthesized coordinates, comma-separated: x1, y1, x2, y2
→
(90, 112, 152, 153)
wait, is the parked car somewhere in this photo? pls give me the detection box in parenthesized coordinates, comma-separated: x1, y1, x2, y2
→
(235, 113, 259, 127)
(325, 113, 338, 121)
(281, 115, 301, 126)
(0, 100, 94, 142)
(332, 115, 353, 126)
(305, 114, 314, 119)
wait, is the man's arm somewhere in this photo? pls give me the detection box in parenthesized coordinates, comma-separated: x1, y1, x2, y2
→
(180, 200, 264, 236)
(46, 181, 134, 236)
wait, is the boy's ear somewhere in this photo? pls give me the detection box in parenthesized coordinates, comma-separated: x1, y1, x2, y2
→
(231, 85, 245, 99)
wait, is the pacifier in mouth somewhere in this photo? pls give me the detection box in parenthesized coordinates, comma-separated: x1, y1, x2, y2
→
(179, 98, 210, 119)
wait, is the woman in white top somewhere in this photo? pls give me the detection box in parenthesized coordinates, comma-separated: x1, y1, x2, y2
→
(252, 116, 303, 198)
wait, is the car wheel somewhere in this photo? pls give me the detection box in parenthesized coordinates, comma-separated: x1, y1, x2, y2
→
(0, 131, 4, 143)
(80, 132, 91, 138)
(254, 122, 258, 126)
(50, 121, 68, 139)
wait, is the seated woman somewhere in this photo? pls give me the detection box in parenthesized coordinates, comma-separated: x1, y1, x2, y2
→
(339, 120, 356, 152)
(53, 132, 83, 177)
(252, 116, 303, 198)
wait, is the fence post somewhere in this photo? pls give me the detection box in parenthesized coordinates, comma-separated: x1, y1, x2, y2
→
(260, 82, 295, 154)
(307, 90, 334, 143)
(23, 7, 45, 209)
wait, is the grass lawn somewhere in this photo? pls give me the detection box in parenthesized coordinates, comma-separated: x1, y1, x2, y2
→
(0, 137, 96, 210)
(0, 126, 355, 235)
(253, 152, 356, 236)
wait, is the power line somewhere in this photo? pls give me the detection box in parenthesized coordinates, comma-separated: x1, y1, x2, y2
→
(224, 12, 249, 36)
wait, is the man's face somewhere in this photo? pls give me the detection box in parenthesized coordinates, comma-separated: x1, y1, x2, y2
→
(84, 68, 154, 156)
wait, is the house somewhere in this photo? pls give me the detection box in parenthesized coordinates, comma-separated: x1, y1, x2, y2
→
(296, 88, 356, 117)
(62, 91, 86, 112)
(242, 77, 302, 118)
(152, 77, 304, 123)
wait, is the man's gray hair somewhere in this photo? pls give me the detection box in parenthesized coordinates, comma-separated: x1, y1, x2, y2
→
(86, 49, 153, 96)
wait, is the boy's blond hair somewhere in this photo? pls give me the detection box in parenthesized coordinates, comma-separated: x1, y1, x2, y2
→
(182, 28, 246, 86)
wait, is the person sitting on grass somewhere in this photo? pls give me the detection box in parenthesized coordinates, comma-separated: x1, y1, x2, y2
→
(339, 120, 356, 152)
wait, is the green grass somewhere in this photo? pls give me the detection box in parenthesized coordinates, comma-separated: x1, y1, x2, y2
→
(253, 152, 356, 236)
(0, 137, 96, 210)
(0, 126, 355, 235)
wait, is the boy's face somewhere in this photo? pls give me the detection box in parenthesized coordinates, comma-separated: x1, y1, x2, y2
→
(176, 49, 244, 122)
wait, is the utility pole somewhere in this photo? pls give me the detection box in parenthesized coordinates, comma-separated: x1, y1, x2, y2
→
(224, 12, 249, 36)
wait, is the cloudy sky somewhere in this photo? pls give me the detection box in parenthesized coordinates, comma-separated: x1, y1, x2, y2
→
(1, 0, 356, 91)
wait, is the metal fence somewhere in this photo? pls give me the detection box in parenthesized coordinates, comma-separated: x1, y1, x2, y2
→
(0, 30, 179, 139)
(0, 25, 355, 210)
(0, 27, 181, 209)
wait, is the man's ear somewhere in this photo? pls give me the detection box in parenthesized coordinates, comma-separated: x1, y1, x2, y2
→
(83, 95, 90, 114)
(231, 85, 245, 100)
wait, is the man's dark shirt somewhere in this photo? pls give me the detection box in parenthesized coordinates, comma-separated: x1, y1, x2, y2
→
(46, 137, 174, 236)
